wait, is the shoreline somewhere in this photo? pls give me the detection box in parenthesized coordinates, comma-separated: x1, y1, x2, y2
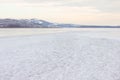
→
(0, 28, 120, 39)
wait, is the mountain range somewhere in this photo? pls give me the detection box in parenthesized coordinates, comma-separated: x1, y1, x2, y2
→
(0, 19, 119, 28)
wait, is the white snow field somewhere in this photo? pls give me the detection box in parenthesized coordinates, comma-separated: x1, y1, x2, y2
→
(0, 28, 120, 80)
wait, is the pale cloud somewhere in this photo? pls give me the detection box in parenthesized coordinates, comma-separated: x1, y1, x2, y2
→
(25, 0, 120, 12)
(0, 0, 23, 3)
(81, 0, 120, 12)
(0, 0, 119, 12)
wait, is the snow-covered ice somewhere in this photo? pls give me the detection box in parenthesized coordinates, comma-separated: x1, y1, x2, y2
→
(0, 28, 120, 80)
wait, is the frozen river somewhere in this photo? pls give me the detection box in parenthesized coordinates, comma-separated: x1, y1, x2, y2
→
(0, 28, 120, 80)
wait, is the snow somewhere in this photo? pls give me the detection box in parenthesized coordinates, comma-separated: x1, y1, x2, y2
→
(0, 28, 120, 80)
(28, 19, 44, 24)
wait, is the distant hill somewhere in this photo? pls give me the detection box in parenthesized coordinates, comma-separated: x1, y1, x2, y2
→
(0, 19, 119, 28)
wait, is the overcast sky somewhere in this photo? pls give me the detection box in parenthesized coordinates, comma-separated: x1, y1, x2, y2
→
(0, 0, 120, 25)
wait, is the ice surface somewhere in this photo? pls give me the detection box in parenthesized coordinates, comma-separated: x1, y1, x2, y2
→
(0, 28, 120, 80)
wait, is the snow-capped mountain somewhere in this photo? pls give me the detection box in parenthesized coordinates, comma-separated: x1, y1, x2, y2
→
(0, 19, 119, 28)
(0, 19, 56, 28)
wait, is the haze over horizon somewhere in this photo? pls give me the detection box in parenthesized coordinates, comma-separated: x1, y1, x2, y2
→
(0, 0, 120, 25)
